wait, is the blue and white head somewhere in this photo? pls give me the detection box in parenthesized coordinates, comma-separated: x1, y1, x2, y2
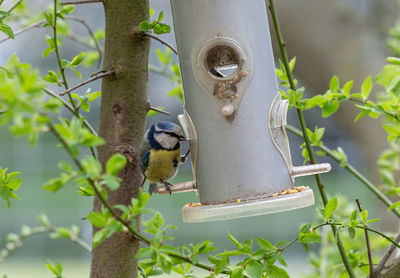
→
(146, 122, 185, 150)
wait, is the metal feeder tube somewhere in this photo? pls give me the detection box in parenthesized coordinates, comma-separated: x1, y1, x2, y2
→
(170, 0, 330, 223)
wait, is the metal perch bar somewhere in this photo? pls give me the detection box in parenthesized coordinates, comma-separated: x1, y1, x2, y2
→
(291, 163, 331, 178)
(157, 181, 196, 194)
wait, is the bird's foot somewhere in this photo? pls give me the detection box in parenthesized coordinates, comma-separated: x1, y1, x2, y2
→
(162, 181, 173, 195)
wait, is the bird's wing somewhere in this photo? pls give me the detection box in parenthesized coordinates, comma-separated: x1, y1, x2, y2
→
(140, 149, 151, 173)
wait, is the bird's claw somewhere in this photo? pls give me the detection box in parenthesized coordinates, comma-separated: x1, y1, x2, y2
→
(162, 181, 173, 195)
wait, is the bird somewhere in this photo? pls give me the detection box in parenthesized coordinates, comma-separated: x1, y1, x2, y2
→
(140, 122, 187, 195)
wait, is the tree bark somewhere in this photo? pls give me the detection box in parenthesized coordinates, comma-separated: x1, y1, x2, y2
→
(90, 1, 149, 277)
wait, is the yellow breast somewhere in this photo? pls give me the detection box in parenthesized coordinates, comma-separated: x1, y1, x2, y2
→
(145, 147, 181, 183)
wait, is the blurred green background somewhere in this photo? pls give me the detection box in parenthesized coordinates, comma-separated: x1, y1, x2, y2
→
(0, 0, 398, 277)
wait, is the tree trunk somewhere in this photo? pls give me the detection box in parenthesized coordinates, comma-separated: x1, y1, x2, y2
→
(90, 1, 150, 277)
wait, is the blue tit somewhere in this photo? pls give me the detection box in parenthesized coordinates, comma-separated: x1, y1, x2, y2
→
(140, 122, 186, 195)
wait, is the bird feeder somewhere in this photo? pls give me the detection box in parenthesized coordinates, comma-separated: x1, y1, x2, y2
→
(166, 0, 331, 223)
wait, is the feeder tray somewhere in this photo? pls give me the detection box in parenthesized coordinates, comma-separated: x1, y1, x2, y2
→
(182, 189, 314, 223)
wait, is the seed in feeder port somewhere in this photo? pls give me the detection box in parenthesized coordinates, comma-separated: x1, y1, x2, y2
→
(234, 93, 239, 98)
(221, 104, 234, 116)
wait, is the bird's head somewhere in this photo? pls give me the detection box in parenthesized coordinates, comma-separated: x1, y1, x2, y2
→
(147, 122, 186, 150)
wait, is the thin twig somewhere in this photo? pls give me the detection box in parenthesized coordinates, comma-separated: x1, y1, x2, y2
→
(59, 70, 115, 96)
(66, 16, 103, 68)
(52, 0, 96, 158)
(0, 20, 45, 43)
(313, 222, 400, 249)
(349, 97, 400, 123)
(285, 124, 400, 219)
(0, 0, 24, 20)
(149, 106, 170, 116)
(61, 0, 102, 5)
(44, 88, 97, 135)
(356, 199, 374, 277)
(375, 233, 400, 274)
(143, 32, 177, 55)
(91, 69, 105, 77)
(267, 1, 355, 277)
(149, 64, 173, 78)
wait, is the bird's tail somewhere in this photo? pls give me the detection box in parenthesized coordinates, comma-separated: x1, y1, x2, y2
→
(149, 183, 158, 195)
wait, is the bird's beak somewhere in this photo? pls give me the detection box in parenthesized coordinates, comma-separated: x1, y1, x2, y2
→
(179, 135, 187, 141)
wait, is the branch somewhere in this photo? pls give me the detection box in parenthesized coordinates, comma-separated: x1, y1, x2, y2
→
(143, 32, 177, 55)
(356, 199, 374, 277)
(375, 233, 400, 274)
(43, 88, 97, 135)
(349, 97, 400, 123)
(149, 106, 170, 116)
(52, 0, 96, 159)
(0, 20, 45, 44)
(285, 124, 400, 219)
(0, 222, 90, 263)
(61, 0, 102, 5)
(268, 1, 356, 277)
(313, 222, 400, 249)
(59, 70, 115, 96)
(66, 16, 103, 68)
(0, 0, 24, 20)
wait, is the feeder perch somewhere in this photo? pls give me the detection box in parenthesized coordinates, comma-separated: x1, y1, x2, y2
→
(168, 0, 331, 223)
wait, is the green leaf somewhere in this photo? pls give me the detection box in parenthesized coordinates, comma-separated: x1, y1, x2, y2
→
(0, 23, 14, 39)
(380, 169, 395, 187)
(61, 5, 75, 14)
(266, 265, 290, 278)
(389, 201, 400, 211)
(348, 227, 356, 239)
(139, 21, 151, 31)
(325, 197, 338, 219)
(322, 99, 339, 117)
(102, 175, 121, 191)
(245, 261, 263, 278)
(157, 11, 164, 22)
(45, 260, 63, 276)
(106, 153, 127, 175)
(333, 147, 348, 167)
(361, 76, 372, 99)
(153, 23, 171, 34)
(329, 75, 340, 92)
(342, 80, 353, 97)
(70, 52, 86, 67)
(257, 237, 275, 250)
(43, 178, 64, 192)
(360, 210, 368, 223)
(289, 57, 296, 72)
(387, 57, 400, 65)
(43, 70, 58, 83)
(299, 232, 321, 244)
(375, 65, 400, 87)
(88, 91, 101, 101)
(86, 211, 108, 228)
(92, 228, 107, 247)
(228, 232, 242, 250)
(138, 188, 150, 208)
(300, 223, 311, 234)
(231, 266, 244, 278)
